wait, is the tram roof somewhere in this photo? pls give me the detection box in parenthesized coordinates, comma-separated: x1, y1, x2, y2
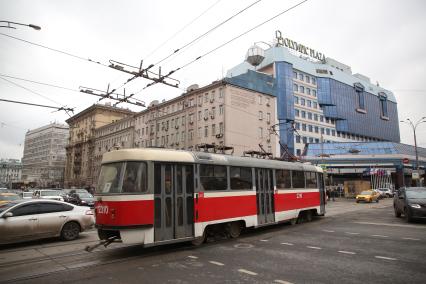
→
(102, 148, 322, 172)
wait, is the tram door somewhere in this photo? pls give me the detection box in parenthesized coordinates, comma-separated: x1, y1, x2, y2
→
(154, 164, 194, 242)
(319, 173, 326, 215)
(255, 168, 275, 225)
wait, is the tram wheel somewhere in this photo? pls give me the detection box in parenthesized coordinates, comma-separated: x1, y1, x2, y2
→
(305, 210, 313, 222)
(290, 218, 297, 226)
(228, 222, 242, 238)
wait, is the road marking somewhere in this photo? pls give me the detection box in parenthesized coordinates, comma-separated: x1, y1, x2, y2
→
(375, 256, 397, 261)
(260, 239, 269, 242)
(371, 235, 389, 238)
(307, 246, 322, 250)
(209, 261, 224, 266)
(354, 221, 426, 229)
(281, 242, 294, 246)
(345, 232, 360, 235)
(238, 269, 258, 276)
(187, 255, 198, 259)
(322, 229, 335, 233)
(274, 280, 294, 284)
(403, 237, 420, 241)
(338, 250, 356, 255)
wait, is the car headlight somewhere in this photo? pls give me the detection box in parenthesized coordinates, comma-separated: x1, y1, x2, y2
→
(410, 204, 421, 209)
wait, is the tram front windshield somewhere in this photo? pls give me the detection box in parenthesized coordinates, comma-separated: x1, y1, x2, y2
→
(97, 162, 147, 194)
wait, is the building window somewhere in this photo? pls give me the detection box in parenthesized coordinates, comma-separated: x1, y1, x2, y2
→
(294, 96, 299, 104)
(198, 95, 202, 105)
(204, 126, 208, 137)
(298, 73, 304, 81)
(219, 122, 224, 134)
(295, 109, 300, 117)
(301, 111, 306, 118)
(313, 102, 318, 109)
(307, 100, 312, 108)
(312, 77, 316, 85)
(198, 111, 202, 121)
(300, 98, 305, 106)
(308, 125, 313, 132)
(219, 105, 224, 115)
(258, 127, 263, 138)
(293, 83, 298, 92)
(320, 115, 324, 122)
(306, 88, 311, 96)
(212, 124, 216, 135)
(293, 71, 297, 78)
(258, 111, 263, 120)
(198, 127, 202, 138)
(309, 137, 314, 143)
(296, 149, 301, 156)
(295, 122, 300, 130)
(299, 86, 305, 93)
(312, 90, 317, 97)
(321, 128, 325, 134)
(326, 128, 330, 135)
(204, 93, 208, 103)
(308, 112, 312, 120)
(315, 126, 319, 133)
(204, 109, 209, 119)
(314, 114, 318, 121)
(258, 95, 262, 105)
(302, 124, 307, 131)
(306, 76, 311, 84)
(266, 113, 271, 123)
(219, 88, 224, 98)
(332, 130, 336, 136)
(302, 137, 307, 144)
(379, 92, 388, 118)
(296, 136, 301, 143)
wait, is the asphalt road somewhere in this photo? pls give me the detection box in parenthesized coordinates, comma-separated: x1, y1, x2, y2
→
(1, 199, 425, 284)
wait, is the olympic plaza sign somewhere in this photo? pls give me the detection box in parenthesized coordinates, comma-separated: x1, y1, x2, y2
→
(275, 30, 326, 62)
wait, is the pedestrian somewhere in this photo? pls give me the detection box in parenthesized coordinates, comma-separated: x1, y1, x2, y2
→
(326, 188, 330, 201)
(331, 187, 336, 202)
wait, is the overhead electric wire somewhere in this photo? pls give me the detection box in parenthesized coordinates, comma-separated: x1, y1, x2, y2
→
(0, 32, 110, 69)
(136, 0, 309, 93)
(143, 0, 222, 61)
(0, 98, 73, 113)
(149, 0, 262, 69)
(0, 73, 81, 93)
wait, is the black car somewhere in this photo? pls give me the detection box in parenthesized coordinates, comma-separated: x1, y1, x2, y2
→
(394, 187, 426, 222)
(68, 191, 95, 207)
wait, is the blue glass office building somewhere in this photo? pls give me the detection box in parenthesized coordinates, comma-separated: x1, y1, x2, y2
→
(227, 39, 400, 157)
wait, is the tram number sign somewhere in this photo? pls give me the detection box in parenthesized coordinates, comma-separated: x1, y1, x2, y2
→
(96, 205, 109, 214)
(296, 193, 303, 199)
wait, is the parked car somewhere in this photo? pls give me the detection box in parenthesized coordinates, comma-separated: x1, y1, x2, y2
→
(68, 191, 95, 207)
(20, 192, 34, 199)
(0, 199, 95, 244)
(33, 189, 64, 201)
(0, 193, 20, 205)
(376, 188, 394, 198)
(394, 187, 426, 222)
(356, 190, 380, 203)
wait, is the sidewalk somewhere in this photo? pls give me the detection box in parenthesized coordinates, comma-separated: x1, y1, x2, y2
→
(324, 197, 393, 217)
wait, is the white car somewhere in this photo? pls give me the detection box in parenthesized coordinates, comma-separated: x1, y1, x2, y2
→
(33, 189, 64, 201)
(0, 199, 95, 244)
(376, 188, 394, 198)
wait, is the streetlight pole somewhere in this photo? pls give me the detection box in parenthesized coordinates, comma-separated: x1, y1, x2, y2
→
(0, 21, 41, 30)
(401, 117, 426, 186)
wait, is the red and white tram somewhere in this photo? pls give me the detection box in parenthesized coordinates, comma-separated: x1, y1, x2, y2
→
(94, 148, 325, 246)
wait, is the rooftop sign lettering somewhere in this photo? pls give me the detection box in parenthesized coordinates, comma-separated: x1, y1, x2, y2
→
(275, 30, 325, 62)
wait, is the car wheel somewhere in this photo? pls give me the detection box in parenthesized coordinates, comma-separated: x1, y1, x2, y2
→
(404, 208, 413, 223)
(61, 221, 81, 241)
(394, 206, 401, 217)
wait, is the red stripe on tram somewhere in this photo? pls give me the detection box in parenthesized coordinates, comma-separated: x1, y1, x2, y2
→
(95, 200, 154, 226)
(274, 191, 320, 211)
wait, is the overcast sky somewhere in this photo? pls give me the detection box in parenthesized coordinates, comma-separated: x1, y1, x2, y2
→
(1, 0, 425, 160)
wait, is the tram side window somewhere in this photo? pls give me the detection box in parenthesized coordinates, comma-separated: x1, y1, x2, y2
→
(97, 162, 124, 193)
(305, 172, 317, 188)
(230, 167, 252, 190)
(200, 165, 227, 191)
(292, 170, 305, 188)
(122, 162, 147, 193)
(276, 169, 291, 189)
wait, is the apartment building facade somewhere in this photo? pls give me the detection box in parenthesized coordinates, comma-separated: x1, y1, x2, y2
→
(133, 71, 278, 157)
(0, 159, 22, 188)
(21, 123, 68, 187)
(64, 103, 134, 187)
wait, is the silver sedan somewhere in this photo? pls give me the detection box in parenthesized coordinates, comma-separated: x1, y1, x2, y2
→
(0, 199, 95, 245)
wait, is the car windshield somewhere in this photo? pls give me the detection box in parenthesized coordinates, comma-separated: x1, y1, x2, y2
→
(97, 162, 147, 194)
(406, 189, 426, 199)
(41, 191, 60, 196)
(79, 193, 93, 198)
(0, 201, 21, 213)
(360, 191, 372, 195)
(0, 194, 20, 201)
